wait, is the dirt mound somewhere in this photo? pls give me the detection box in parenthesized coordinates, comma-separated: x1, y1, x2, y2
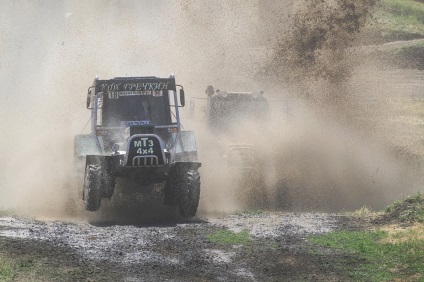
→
(380, 193, 424, 223)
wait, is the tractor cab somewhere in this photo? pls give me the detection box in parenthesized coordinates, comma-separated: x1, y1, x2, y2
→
(205, 88, 269, 135)
(86, 76, 184, 154)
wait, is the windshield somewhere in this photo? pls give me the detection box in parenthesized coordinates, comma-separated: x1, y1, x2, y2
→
(209, 97, 268, 127)
(100, 90, 172, 127)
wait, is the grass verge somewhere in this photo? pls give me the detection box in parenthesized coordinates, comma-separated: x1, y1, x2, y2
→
(309, 193, 424, 281)
(0, 237, 118, 281)
(364, 0, 424, 69)
(0, 257, 36, 281)
(0, 254, 86, 281)
(373, 0, 424, 38)
(385, 192, 424, 222)
(309, 228, 424, 281)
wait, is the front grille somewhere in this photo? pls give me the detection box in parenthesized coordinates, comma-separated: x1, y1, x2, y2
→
(132, 156, 159, 167)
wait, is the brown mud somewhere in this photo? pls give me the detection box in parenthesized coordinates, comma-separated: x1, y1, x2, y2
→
(0, 212, 363, 281)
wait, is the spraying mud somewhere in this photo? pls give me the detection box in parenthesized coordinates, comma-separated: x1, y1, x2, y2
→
(0, 0, 423, 218)
(255, 0, 423, 212)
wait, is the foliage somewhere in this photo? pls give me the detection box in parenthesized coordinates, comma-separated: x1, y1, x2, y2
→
(374, 0, 424, 36)
(309, 228, 424, 281)
(351, 205, 377, 217)
(385, 192, 424, 223)
(0, 258, 33, 281)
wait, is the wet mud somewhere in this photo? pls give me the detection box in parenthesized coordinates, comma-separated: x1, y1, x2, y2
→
(0, 212, 356, 281)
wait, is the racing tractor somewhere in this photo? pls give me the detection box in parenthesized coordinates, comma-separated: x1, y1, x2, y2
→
(190, 85, 270, 208)
(74, 76, 201, 217)
(201, 85, 268, 170)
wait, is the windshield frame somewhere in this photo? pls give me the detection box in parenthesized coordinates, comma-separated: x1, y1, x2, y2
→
(93, 77, 177, 129)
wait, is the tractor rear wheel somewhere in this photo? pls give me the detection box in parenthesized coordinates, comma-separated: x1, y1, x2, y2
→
(178, 168, 201, 218)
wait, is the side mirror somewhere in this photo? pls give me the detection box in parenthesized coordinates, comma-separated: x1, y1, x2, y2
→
(86, 86, 94, 109)
(86, 95, 91, 109)
(180, 88, 185, 107)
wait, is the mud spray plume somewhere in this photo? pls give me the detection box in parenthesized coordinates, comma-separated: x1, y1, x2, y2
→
(267, 0, 378, 87)
(0, 0, 421, 218)
(254, 0, 424, 212)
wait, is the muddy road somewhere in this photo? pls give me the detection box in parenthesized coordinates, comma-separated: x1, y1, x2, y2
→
(0, 211, 357, 281)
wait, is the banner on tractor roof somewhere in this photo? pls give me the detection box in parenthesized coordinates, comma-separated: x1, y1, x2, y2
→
(96, 78, 176, 95)
(106, 90, 163, 99)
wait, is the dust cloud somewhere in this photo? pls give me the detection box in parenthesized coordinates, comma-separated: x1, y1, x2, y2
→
(256, 0, 423, 212)
(0, 0, 287, 217)
(0, 0, 421, 218)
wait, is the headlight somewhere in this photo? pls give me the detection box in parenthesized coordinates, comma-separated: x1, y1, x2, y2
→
(165, 140, 173, 149)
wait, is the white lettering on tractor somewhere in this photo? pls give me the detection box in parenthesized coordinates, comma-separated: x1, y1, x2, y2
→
(134, 138, 148, 147)
(99, 81, 172, 94)
(123, 82, 170, 91)
(136, 147, 154, 155)
(100, 83, 121, 91)
(133, 138, 155, 155)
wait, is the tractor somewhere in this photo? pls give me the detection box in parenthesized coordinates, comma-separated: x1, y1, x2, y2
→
(190, 85, 269, 208)
(74, 75, 201, 217)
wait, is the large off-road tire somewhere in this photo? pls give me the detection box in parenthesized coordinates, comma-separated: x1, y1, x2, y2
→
(178, 169, 201, 218)
(100, 168, 115, 199)
(83, 163, 101, 211)
(235, 168, 269, 210)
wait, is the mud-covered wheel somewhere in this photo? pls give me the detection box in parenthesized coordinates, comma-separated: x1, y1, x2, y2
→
(100, 169, 115, 199)
(83, 163, 101, 211)
(178, 169, 201, 218)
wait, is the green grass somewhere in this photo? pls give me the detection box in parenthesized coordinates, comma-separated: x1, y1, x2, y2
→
(0, 250, 107, 281)
(309, 229, 424, 281)
(0, 257, 34, 281)
(385, 192, 424, 223)
(309, 193, 424, 280)
(373, 0, 424, 36)
(207, 229, 251, 245)
(0, 261, 15, 281)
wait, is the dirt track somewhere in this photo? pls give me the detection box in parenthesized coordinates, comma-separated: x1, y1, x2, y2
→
(0, 212, 361, 281)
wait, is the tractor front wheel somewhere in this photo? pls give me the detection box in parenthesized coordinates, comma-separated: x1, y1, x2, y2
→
(178, 168, 201, 218)
(83, 163, 102, 211)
